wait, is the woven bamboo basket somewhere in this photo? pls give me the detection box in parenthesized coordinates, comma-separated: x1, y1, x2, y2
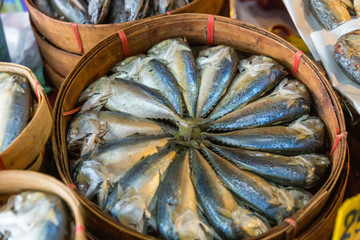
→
(26, 0, 224, 54)
(0, 62, 52, 170)
(26, 150, 44, 171)
(43, 62, 65, 90)
(0, 170, 87, 240)
(32, 25, 81, 77)
(52, 14, 347, 240)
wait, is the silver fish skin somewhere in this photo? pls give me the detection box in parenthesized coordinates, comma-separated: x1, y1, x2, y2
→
(205, 79, 311, 132)
(171, 0, 189, 10)
(34, 0, 57, 17)
(0, 73, 31, 153)
(50, 0, 90, 23)
(125, 0, 149, 21)
(153, 0, 172, 14)
(208, 55, 288, 120)
(148, 38, 199, 117)
(106, 145, 178, 233)
(0, 192, 68, 240)
(310, 0, 351, 30)
(81, 135, 170, 177)
(190, 148, 270, 239)
(196, 46, 239, 118)
(109, 0, 126, 23)
(88, 0, 111, 24)
(206, 142, 330, 188)
(112, 55, 184, 115)
(200, 146, 312, 223)
(67, 111, 168, 156)
(157, 149, 217, 240)
(202, 116, 325, 156)
(79, 77, 182, 123)
(335, 30, 360, 84)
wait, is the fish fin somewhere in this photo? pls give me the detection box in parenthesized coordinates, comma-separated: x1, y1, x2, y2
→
(98, 180, 110, 210)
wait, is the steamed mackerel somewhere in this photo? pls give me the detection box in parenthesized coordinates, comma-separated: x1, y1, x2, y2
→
(67, 111, 169, 156)
(108, 0, 126, 23)
(310, 0, 351, 30)
(0, 192, 68, 240)
(79, 77, 182, 123)
(148, 38, 199, 117)
(202, 116, 325, 155)
(208, 55, 287, 120)
(80, 135, 169, 177)
(200, 146, 310, 223)
(190, 148, 270, 239)
(205, 79, 311, 131)
(206, 142, 330, 188)
(157, 149, 217, 240)
(112, 55, 184, 115)
(0, 73, 31, 153)
(88, 0, 111, 24)
(196, 46, 238, 118)
(125, 0, 150, 21)
(153, 0, 173, 14)
(50, 0, 90, 23)
(106, 145, 178, 233)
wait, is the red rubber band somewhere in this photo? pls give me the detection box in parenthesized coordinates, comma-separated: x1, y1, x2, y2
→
(34, 81, 41, 100)
(284, 218, 297, 239)
(330, 130, 347, 156)
(0, 156, 6, 170)
(166, 11, 171, 15)
(75, 225, 85, 233)
(72, 23, 84, 55)
(292, 50, 303, 77)
(118, 30, 130, 58)
(63, 106, 81, 116)
(207, 15, 215, 45)
(67, 183, 77, 190)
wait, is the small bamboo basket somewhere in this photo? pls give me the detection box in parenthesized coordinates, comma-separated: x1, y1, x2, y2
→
(0, 62, 52, 170)
(43, 62, 65, 90)
(0, 170, 87, 240)
(52, 14, 347, 239)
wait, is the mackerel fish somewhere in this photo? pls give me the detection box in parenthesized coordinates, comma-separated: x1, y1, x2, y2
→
(112, 55, 184, 115)
(0, 73, 31, 153)
(0, 192, 68, 240)
(67, 111, 170, 156)
(108, 0, 126, 23)
(80, 135, 170, 178)
(88, 0, 111, 24)
(190, 148, 270, 239)
(106, 145, 178, 233)
(205, 79, 311, 132)
(156, 149, 218, 240)
(310, 0, 351, 30)
(208, 55, 287, 120)
(125, 0, 150, 21)
(196, 45, 239, 118)
(79, 77, 182, 124)
(202, 116, 325, 155)
(206, 142, 330, 188)
(200, 146, 313, 223)
(153, 0, 173, 14)
(148, 38, 199, 117)
(50, 0, 90, 23)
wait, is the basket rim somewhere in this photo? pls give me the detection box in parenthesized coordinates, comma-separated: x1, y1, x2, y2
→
(52, 13, 347, 240)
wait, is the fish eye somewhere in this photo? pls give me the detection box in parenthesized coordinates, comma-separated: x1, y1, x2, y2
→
(77, 181, 89, 193)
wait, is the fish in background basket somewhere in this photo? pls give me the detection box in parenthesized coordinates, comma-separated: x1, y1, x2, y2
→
(34, 0, 194, 24)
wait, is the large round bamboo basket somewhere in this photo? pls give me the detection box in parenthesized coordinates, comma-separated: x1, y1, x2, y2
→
(52, 14, 347, 240)
(32, 26, 81, 77)
(26, 0, 224, 54)
(0, 62, 52, 170)
(0, 170, 87, 240)
(43, 62, 65, 90)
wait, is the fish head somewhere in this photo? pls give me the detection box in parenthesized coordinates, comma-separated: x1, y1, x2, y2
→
(112, 55, 145, 80)
(109, 195, 150, 233)
(148, 38, 190, 62)
(73, 160, 105, 199)
(232, 207, 270, 238)
(78, 76, 112, 111)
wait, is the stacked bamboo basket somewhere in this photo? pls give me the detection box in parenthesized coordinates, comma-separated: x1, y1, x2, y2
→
(25, 0, 224, 89)
(52, 14, 348, 239)
(0, 62, 52, 171)
(0, 170, 87, 240)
